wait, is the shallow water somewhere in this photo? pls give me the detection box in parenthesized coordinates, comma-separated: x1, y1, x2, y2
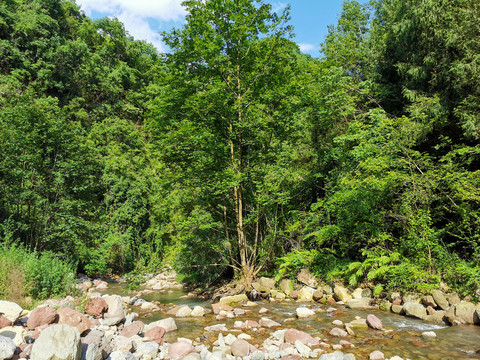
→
(102, 284, 480, 359)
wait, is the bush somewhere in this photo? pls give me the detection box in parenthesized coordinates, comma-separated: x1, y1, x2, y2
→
(0, 242, 76, 300)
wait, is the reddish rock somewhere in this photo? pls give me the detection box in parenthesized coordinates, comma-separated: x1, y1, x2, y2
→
(231, 339, 250, 357)
(57, 307, 92, 335)
(281, 355, 302, 360)
(18, 343, 32, 358)
(86, 298, 108, 318)
(289, 291, 298, 300)
(211, 303, 233, 315)
(259, 317, 281, 328)
(93, 279, 108, 289)
(326, 297, 337, 305)
(312, 290, 324, 301)
(392, 298, 402, 306)
(33, 324, 50, 339)
(166, 306, 181, 316)
(0, 315, 13, 329)
(426, 306, 436, 315)
(27, 306, 57, 330)
(168, 340, 194, 360)
(245, 320, 260, 328)
(120, 320, 144, 338)
(284, 329, 319, 346)
(366, 314, 383, 330)
(144, 326, 166, 345)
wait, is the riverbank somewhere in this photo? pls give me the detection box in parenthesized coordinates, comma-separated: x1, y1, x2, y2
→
(1, 270, 479, 360)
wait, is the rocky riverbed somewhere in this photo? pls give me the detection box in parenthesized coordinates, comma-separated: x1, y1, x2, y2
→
(1, 270, 480, 360)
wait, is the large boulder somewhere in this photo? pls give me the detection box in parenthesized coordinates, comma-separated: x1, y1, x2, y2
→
(279, 279, 294, 295)
(454, 302, 479, 325)
(296, 269, 317, 288)
(144, 317, 177, 332)
(102, 295, 125, 326)
(0, 326, 26, 346)
(0, 301, 23, 323)
(144, 327, 165, 345)
(334, 285, 352, 302)
(297, 287, 315, 301)
(120, 321, 144, 338)
(431, 290, 449, 310)
(27, 306, 57, 330)
(403, 302, 427, 320)
(57, 308, 91, 335)
(30, 324, 81, 360)
(0, 335, 16, 360)
(259, 277, 276, 293)
(345, 298, 371, 309)
(85, 298, 108, 318)
(0, 316, 13, 329)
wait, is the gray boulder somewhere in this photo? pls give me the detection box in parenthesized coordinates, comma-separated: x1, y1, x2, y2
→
(403, 302, 427, 320)
(0, 301, 22, 323)
(431, 290, 449, 310)
(0, 335, 16, 360)
(345, 298, 371, 309)
(31, 324, 82, 360)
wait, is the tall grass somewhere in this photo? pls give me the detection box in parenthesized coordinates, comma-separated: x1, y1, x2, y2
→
(0, 242, 76, 302)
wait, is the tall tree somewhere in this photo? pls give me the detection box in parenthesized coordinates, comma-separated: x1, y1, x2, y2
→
(148, 0, 309, 284)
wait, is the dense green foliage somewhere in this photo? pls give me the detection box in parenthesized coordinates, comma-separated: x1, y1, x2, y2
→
(1, 0, 479, 296)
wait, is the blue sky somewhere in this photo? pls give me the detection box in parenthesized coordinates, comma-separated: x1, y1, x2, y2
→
(76, 0, 359, 56)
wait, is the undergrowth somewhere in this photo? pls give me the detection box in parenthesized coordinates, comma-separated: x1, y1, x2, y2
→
(0, 241, 76, 302)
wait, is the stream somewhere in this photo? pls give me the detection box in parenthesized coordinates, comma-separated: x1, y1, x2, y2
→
(101, 284, 480, 359)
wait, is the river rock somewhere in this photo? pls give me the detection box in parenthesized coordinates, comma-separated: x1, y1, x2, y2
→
(284, 329, 319, 346)
(101, 297, 125, 326)
(27, 306, 57, 330)
(334, 286, 352, 302)
(120, 321, 144, 337)
(402, 302, 427, 320)
(86, 298, 108, 318)
(219, 294, 248, 305)
(211, 303, 233, 315)
(136, 341, 159, 359)
(446, 293, 461, 306)
(297, 269, 317, 288)
(366, 314, 383, 330)
(454, 302, 479, 324)
(369, 350, 384, 360)
(391, 305, 403, 314)
(57, 307, 91, 335)
(351, 288, 364, 299)
(231, 339, 250, 357)
(144, 326, 165, 345)
(330, 327, 348, 337)
(31, 324, 81, 360)
(348, 318, 367, 328)
(296, 307, 315, 318)
(271, 290, 286, 300)
(297, 287, 314, 301)
(176, 305, 193, 317)
(318, 351, 346, 360)
(426, 306, 436, 315)
(421, 295, 437, 308)
(0, 301, 22, 323)
(0, 326, 25, 346)
(431, 290, 449, 310)
(312, 290, 324, 301)
(0, 335, 16, 360)
(259, 277, 276, 293)
(426, 310, 446, 324)
(0, 316, 12, 329)
(191, 306, 205, 317)
(140, 302, 159, 311)
(145, 317, 177, 332)
(422, 331, 436, 338)
(279, 280, 294, 295)
(259, 317, 281, 328)
(295, 340, 311, 357)
(379, 300, 391, 311)
(345, 298, 371, 309)
(112, 336, 133, 353)
(169, 340, 194, 360)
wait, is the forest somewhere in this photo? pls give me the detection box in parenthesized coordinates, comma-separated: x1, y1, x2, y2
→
(0, 0, 479, 300)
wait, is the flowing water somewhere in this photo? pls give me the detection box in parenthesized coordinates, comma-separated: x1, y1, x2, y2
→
(102, 284, 480, 359)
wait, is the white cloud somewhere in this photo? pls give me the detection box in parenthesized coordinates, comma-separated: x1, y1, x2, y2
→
(272, 2, 288, 13)
(298, 43, 317, 54)
(76, 0, 187, 50)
